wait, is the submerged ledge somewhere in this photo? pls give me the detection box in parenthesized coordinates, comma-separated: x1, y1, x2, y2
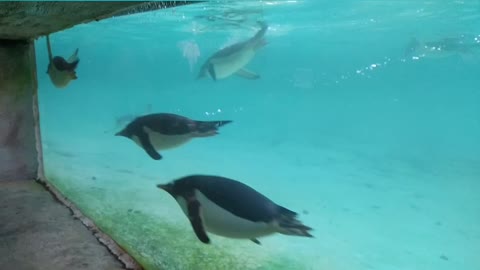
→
(0, 179, 131, 270)
(0, 1, 203, 40)
(34, 177, 143, 269)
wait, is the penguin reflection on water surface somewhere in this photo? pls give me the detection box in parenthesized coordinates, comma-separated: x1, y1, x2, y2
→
(157, 175, 314, 245)
(46, 35, 80, 89)
(116, 113, 232, 160)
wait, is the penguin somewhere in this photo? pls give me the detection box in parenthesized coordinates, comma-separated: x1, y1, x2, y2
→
(115, 113, 232, 160)
(157, 175, 314, 245)
(197, 21, 268, 81)
(46, 34, 80, 89)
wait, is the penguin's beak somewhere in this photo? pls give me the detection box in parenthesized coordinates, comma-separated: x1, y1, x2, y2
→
(156, 183, 169, 190)
(115, 129, 126, 137)
(157, 183, 173, 194)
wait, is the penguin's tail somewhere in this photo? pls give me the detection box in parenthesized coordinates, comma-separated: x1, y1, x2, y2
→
(275, 206, 313, 238)
(195, 120, 233, 131)
(191, 120, 233, 137)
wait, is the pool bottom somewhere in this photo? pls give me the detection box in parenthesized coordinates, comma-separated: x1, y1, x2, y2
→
(40, 138, 480, 270)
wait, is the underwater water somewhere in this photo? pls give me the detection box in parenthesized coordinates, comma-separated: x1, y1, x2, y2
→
(36, 1, 480, 270)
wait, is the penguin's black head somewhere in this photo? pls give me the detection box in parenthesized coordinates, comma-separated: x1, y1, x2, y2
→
(115, 127, 130, 138)
(157, 176, 197, 198)
(157, 182, 176, 197)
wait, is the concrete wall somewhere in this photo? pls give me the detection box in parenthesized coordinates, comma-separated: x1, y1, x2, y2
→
(0, 39, 39, 180)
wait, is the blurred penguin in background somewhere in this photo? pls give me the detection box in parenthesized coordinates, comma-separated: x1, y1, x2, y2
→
(46, 35, 80, 89)
(197, 21, 269, 81)
(405, 35, 480, 60)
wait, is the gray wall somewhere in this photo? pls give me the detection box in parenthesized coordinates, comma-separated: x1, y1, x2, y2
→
(0, 40, 38, 180)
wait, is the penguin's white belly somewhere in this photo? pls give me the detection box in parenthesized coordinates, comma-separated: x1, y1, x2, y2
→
(48, 68, 72, 88)
(177, 191, 275, 239)
(149, 132, 192, 150)
(132, 128, 192, 150)
(211, 49, 256, 79)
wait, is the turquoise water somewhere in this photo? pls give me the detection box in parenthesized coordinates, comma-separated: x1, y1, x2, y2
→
(36, 1, 480, 270)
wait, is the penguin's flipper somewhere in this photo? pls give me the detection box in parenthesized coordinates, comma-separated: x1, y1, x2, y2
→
(235, 68, 260, 80)
(137, 131, 162, 160)
(186, 195, 210, 244)
(208, 63, 217, 81)
(68, 48, 79, 63)
(251, 238, 261, 245)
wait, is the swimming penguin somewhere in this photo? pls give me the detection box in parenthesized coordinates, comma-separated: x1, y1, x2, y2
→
(197, 21, 268, 81)
(115, 113, 232, 160)
(157, 175, 314, 245)
(46, 35, 80, 89)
